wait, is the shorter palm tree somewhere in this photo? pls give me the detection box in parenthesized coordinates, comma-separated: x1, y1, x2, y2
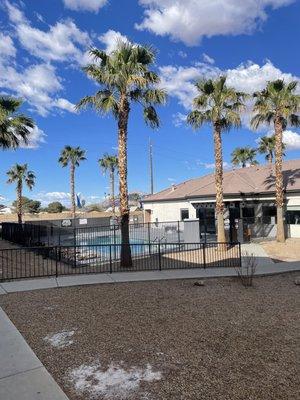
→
(99, 153, 118, 215)
(7, 164, 35, 223)
(0, 96, 35, 149)
(58, 146, 86, 219)
(231, 147, 258, 168)
(257, 135, 285, 164)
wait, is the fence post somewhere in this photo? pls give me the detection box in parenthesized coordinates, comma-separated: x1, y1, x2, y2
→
(158, 243, 161, 271)
(73, 228, 76, 268)
(113, 225, 116, 260)
(203, 243, 206, 269)
(177, 221, 180, 243)
(55, 246, 58, 278)
(109, 244, 112, 274)
(148, 222, 151, 255)
(238, 242, 242, 268)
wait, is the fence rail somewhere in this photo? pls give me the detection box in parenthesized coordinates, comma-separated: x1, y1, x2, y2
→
(0, 242, 241, 281)
(1, 221, 184, 247)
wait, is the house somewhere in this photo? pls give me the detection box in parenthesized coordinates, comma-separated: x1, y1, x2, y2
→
(142, 159, 300, 240)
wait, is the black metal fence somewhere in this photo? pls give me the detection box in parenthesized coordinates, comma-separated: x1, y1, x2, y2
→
(1, 221, 184, 247)
(0, 242, 241, 281)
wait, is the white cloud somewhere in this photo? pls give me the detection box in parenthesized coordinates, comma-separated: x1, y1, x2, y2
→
(203, 53, 215, 65)
(283, 130, 300, 150)
(0, 33, 16, 60)
(172, 112, 187, 127)
(0, 62, 75, 116)
(159, 60, 300, 117)
(136, 0, 295, 45)
(178, 51, 187, 59)
(19, 126, 47, 149)
(36, 192, 71, 206)
(98, 30, 130, 54)
(226, 61, 299, 93)
(158, 63, 220, 108)
(53, 98, 76, 113)
(5, 2, 91, 64)
(63, 0, 107, 12)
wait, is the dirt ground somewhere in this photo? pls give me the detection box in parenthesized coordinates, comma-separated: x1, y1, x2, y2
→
(1, 273, 299, 400)
(261, 238, 300, 261)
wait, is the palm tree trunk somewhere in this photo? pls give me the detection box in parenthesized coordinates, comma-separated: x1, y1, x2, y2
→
(213, 123, 226, 243)
(70, 163, 76, 220)
(118, 94, 132, 267)
(274, 115, 285, 242)
(110, 169, 115, 216)
(17, 181, 22, 224)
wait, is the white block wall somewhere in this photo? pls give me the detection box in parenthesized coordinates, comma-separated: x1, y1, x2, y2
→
(143, 200, 197, 222)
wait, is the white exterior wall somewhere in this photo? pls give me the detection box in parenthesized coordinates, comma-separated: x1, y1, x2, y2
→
(143, 194, 300, 238)
(143, 200, 197, 222)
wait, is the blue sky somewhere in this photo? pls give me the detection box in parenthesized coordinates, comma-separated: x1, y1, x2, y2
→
(1, 0, 300, 206)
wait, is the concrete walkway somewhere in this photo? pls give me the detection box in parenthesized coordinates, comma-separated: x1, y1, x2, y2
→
(0, 257, 299, 294)
(0, 307, 69, 400)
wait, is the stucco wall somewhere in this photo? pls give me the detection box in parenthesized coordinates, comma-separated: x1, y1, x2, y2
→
(143, 200, 197, 222)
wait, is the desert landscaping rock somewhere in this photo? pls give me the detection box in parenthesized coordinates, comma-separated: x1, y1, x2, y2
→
(193, 280, 205, 286)
(0, 273, 299, 400)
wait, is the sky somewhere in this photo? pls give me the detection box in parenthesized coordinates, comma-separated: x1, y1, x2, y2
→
(1, 0, 300, 207)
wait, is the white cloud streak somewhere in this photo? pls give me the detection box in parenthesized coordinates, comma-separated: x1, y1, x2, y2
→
(63, 0, 107, 12)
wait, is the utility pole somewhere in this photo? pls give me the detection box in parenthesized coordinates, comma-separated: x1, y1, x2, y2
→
(149, 138, 154, 194)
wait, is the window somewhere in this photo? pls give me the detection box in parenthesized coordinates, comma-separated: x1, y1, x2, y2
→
(242, 207, 255, 224)
(286, 210, 300, 224)
(180, 209, 189, 220)
(262, 206, 277, 224)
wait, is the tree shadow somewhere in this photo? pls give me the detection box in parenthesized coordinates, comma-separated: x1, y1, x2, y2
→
(263, 168, 300, 191)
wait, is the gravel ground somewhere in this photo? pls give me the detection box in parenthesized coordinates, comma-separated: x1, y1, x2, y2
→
(1, 274, 299, 400)
(261, 238, 300, 261)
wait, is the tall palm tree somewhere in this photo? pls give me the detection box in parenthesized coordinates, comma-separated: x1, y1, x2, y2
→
(251, 80, 300, 243)
(231, 147, 258, 168)
(257, 134, 286, 164)
(7, 164, 35, 224)
(58, 146, 86, 219)
(0, 96, 34, 149)
(77, 41, 166, 267)
(99, 153, 118, 215)
(187, 76, 247, 243)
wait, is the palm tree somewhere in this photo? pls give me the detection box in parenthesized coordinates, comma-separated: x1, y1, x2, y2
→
(7, 164, 35, 224)
(0, 96, 35, 149)
(99, 153, 118, 215)
(251, 80, 300, 243)
(58, 146, 86, 219)
(231, 147, 258, 168)
(257, 134, 286, 164)
(77, 41, 166, 267)
(257, 135, 276, 164)
(187, 76, 247, 243)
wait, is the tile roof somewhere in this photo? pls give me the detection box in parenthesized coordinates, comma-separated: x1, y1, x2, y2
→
(143, 159, 300, 202)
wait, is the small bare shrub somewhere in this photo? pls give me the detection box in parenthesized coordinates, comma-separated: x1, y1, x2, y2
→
(236, 251, 257, 287)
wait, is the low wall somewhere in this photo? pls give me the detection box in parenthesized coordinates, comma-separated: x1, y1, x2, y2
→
(288, 224, 300, 238)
